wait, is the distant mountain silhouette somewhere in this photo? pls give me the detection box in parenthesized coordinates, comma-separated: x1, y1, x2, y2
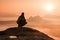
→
(26, 16, 49, 28)
(27, 16, 42, 22)
(0, 27, 54, 40)
(0, 21, 16, 25)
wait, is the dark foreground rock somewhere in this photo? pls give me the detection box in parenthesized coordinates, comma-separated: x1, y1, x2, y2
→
(0, 27, 54, 40)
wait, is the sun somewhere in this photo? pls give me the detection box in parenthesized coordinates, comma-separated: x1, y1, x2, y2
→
(44, 3, 54, 11)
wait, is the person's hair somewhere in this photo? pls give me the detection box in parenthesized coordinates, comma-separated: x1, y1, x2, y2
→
(21, 12, 24, 15)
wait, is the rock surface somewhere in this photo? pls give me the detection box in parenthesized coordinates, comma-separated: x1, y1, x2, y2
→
(0, 27, 54, 40)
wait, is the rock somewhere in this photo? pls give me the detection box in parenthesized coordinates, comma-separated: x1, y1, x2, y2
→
(0, 27, 54, 40)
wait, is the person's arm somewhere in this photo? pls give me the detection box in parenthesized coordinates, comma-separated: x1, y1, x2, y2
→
(16, 16, 21, 24)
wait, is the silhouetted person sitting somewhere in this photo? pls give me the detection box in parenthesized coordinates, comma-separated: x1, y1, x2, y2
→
(17, 12, 27, 32)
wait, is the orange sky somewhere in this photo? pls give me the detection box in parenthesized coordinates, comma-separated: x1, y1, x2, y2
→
(0, 0, 60, 22)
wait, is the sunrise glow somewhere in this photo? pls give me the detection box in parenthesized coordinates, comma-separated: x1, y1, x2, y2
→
(44, 3, 54, 11)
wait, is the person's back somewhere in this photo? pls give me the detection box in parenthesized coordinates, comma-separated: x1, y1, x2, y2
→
(17, 12, 27, 32)
(17, 14, 24, 23)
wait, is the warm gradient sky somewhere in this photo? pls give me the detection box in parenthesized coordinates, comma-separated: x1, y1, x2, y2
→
(0, 0, 60, 22)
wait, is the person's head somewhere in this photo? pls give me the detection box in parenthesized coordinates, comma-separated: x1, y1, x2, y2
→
(21, 12, 24, 16)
